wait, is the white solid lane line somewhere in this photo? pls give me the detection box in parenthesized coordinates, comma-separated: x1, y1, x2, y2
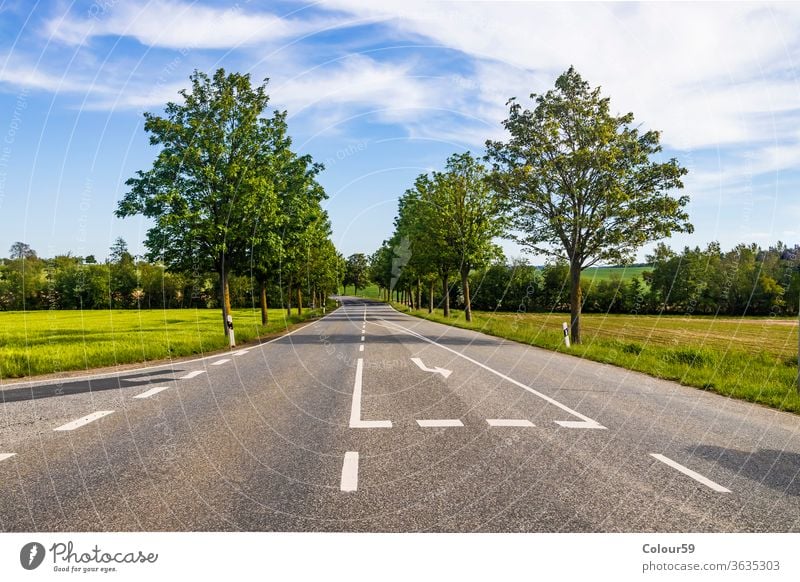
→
(650, 454, 731, 493)
(417, 419, 464, 427)
(54, 411, 114, 432)
(133, 386, 169, 399)
(486, 419, 535, 427)
(211, 359, 230, 366)
(0, 453, 16, 462)
(376, 319, 605, 430)
(179, 370, 206, 380)
(349, 358, 392, 428)
(340, 451, 359, 492)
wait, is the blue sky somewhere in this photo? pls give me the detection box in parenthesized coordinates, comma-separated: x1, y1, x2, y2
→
(1, 1, 799, 264)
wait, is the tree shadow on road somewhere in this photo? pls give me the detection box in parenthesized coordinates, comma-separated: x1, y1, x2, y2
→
(0, 370, 182, 403)
(690, 445, 800, 496)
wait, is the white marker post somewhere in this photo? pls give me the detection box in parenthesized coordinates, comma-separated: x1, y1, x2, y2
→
(227, 314, 235, 348)
(562, 322, 571, 348)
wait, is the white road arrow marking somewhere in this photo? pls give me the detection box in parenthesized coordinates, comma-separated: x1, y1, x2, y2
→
(410, 357, 452, 379)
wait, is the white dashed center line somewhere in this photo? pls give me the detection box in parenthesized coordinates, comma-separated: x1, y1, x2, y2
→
(340, 451, 359, 492)
(0, 453, 16, 462)
(54, 411, 114, 432)
(417, 419, 464, 428)
(359, 345, 364, 352)
(179, 370, 206, 380)
(211, 359, 230, 366)
(486, 419, 534, 427)
(133, 386, 169, 399)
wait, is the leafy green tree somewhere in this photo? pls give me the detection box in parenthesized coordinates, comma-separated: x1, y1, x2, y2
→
(369, 240, 394, 300)
(9, 242, 37, 260)
(425, 152, 505, 321)
(116, 68, 282, 336)
(344, 253, 369, 295)
(108, 237, 137, 308)
(395, 175, 460, 316)
(487, 66, 692, 343)
(247, 139, 323, 323)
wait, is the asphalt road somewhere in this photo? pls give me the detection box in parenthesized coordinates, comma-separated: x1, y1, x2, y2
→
(1, 297, 799, 532)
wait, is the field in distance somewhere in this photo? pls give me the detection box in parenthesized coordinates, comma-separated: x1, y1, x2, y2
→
(0, 307, 325, 379)
(582, 265, 650, 281)
(393, 304, 800, 414)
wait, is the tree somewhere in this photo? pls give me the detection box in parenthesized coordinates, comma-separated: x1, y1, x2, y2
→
(427, 152, 504, 321)
(395, 175, 460, 316)
(9, 242, 37, 260)
(116, 68, 282, 337)
(247, 139, 323, 323)
(108, 237, 137, 308)
(344, 253, 369, 295)
(487, 66, 693, 343)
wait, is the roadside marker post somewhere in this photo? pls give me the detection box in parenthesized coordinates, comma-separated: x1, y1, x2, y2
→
(562, 322, 571, 348)
(227, 314, 236, 348)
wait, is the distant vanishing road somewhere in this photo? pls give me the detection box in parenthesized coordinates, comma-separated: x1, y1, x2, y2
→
(1, 297, 799, 532)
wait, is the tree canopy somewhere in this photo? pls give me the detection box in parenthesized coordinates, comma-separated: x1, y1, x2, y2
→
(486, 66, 692, 342)
(116, 68, 340, 335)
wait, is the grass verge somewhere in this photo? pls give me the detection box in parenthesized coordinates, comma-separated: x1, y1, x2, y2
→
(391, 303, 800, 414)
(0, 306, 329, 379)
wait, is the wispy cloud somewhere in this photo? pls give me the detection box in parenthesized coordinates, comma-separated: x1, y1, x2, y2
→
(272, 55, 436, 118)
(45, 0, 351, 49)
(319, 1, 800, 172)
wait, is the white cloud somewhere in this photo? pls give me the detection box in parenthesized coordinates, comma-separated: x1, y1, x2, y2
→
(46, 0, 350, 49)
(271, 55, 447, 125)
(0, 55, 89, 93)
(319, 1, 800, 169)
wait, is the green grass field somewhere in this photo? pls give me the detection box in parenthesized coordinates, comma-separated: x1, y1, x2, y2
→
(582, 265, 650, 282)
(392, 304, 800, 414)
(0, 307, 326, 379)
(339, 283, 382, 299)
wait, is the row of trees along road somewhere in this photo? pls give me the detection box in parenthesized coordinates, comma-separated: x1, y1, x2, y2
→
(372, 152, 505, 323)
(376, 67, 693, 343)
(116, 69, 342, 337)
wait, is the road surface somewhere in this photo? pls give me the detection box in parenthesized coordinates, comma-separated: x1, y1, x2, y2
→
(1, 297, 799, 531)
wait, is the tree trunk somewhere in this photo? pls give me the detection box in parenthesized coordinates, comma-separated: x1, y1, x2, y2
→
(429, 280, 434, 313)
(224, 277, 232, 317)
(442, 275, 450, 317)
(417, 278, 421, 312)
(260, 281, 268, 325)
(461, 268, 472, 322)
(297, 287, 302, 315)
(570, 261, 582, 344)
(286, 279, 292, 317)
(220, 268, 230, 337)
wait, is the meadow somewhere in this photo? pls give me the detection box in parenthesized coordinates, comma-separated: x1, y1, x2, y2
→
(582, 265, 650, 282)
(0, 307, 325, 379)
(392, 304, 800, 414)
